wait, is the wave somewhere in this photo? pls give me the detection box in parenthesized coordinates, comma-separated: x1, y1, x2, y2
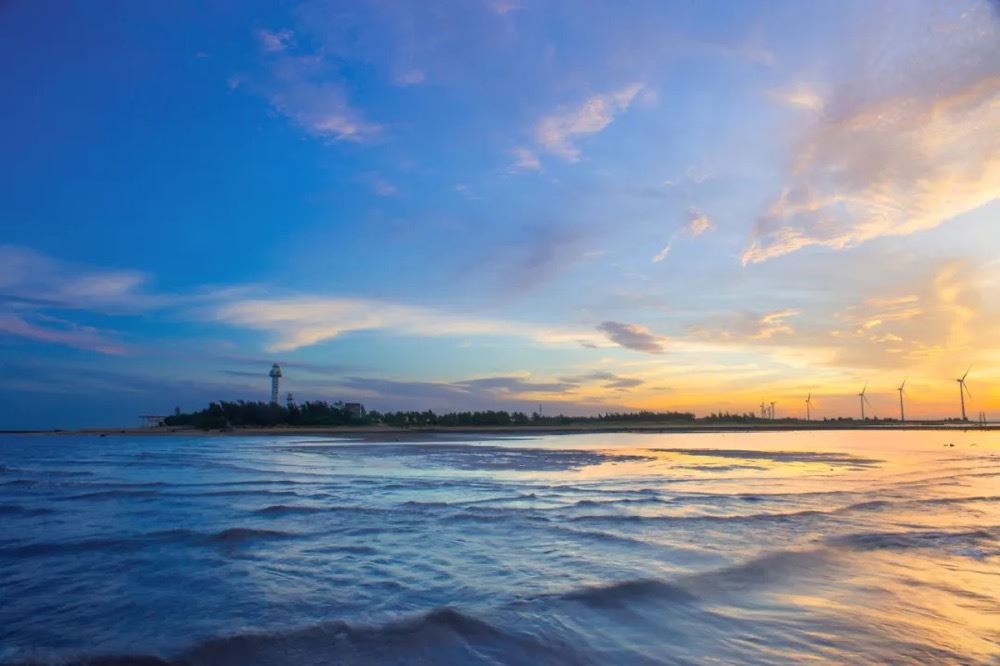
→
(61, 608, 580, 666)
(0, 537, 145, 559)
(653, 448, 883, 466)
(841, 495, 999, 513)
(673, 463, 769, 472)
(62, 489, 162, 500)
(560, 578, 697, 607)
(202, 528, 296, 545)
(568, 508, 828, 525)
(0, 503, 53, 516)
(13, 537, 988, 665)
(827, 528, 999, 556)
(571, 496, 671, 508)
(255, 504, 327, 515)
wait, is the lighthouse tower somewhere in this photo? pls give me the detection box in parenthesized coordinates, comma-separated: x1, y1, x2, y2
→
(269, 364, 282, 404)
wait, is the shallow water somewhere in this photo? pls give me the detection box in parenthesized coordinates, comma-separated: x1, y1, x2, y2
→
(1, 430, 998, 664)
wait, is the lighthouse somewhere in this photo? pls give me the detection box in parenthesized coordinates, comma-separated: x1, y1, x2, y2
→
(269, 364, 282, 404)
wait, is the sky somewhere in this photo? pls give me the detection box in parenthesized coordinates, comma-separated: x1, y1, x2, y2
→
(1, 0, 999, 428)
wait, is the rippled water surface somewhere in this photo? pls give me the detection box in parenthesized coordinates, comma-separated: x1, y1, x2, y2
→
(2, 430, 999, 664)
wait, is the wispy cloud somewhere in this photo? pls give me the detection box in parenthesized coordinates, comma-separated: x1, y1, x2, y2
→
(769, 85, 824, 111)
(257, 28, 295, 53)
(535, 83, 644, 162)
(743, 9, 999, 264)
(212, 296, 605, 352)
(393, 68, 426, 86)
(687, 308, 799, 344)
(559, 371, 645, 391)
(597, 321, 667, 354)
(370, 177, 398, 197)
(250, 30, 382, 143)
(334, 374, 626, 414)
(485, 0, 522, 16)
(0, 245, 150, 312)
(652, 208, 713, 263)
(510, 146, 541, 171)
(652, 240, 674, 263)
(0, 313, 126, 355)
(265, 63, 382, 142)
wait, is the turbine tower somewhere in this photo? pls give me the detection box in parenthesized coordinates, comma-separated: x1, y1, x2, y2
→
(770, 401, 776, 420)
(956, 368, 972, 421)
(858, 383, 870, 420)
(269, 363, 282, 405)
(896, 379, 906, 422)
(805, 392, 812, 421)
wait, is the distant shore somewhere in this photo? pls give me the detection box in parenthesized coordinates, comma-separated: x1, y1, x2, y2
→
(3, 421, 997, 438)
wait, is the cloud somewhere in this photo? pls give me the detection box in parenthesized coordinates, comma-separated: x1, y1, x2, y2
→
(486, 0, 522, 15)
(652, 240, 674, 263)
(333, 375, 626, 414)
(254, 51, 381, 142)
(559, 371, 645, 391)
(687, 308, 799, 344)
(597, 321, 667, 354)
(0, 313, 126, 355)
(686, 210, 712, 237)
(371, 177, 398, 197)
(535, 83, 644, 161)
(827, 260, 983, 368)
(652, 208, 712, 263)
(458, 376, 574, 394)
(0, 245, 150, 312)
(742, 11, 999, 264)
(510, 147, 541, 171)
(393, 69, 426, 86)
(257, 28, 295, 53)
(267, 76, 382, 142)
(212, 296, 605, 352)
(454, 183, 480, 200)
(769, 86, 824, 111)
(754, 309, 800, 339)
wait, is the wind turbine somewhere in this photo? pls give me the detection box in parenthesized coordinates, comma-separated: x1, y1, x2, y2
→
(770, 401, 777, 420)
(760, 400, 766, 419)
(805, 392, 812, 421)
(956, 368, 972, 421)
(896, 379, 906, 422)
(858, 383, 870, 420)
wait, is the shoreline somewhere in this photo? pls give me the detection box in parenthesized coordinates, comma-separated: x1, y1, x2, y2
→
(3, 421, 996, 438)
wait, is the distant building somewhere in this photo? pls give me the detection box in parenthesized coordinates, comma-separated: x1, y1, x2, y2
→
(344, 402, 366, 418)
(138, 415, 166, 428)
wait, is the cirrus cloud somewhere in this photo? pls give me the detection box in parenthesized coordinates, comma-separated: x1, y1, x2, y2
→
(535, 83, 644, 162)
(212, 296, 607, 352)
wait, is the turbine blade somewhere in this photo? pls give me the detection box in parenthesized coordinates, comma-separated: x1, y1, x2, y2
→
(964, 382, 973, 399)
(962, 367, 971, 381)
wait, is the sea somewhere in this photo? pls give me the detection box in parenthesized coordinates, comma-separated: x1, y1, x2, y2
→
(1, 429, 998, 665)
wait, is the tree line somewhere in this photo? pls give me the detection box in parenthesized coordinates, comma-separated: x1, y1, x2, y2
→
(162, 401, 706, 430)
(162, 402, 911, 430)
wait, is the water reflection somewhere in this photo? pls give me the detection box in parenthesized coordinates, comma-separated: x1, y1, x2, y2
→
(0, 430, 997, 664)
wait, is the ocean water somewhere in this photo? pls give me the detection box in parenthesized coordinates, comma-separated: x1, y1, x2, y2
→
(1, 430, 998, 665)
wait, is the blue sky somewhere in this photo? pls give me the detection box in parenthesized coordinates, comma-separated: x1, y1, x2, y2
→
(1, 0, 998, 428)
